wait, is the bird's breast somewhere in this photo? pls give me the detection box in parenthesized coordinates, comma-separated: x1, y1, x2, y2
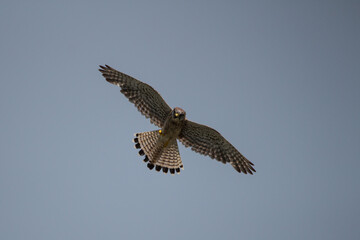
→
(162, 119, 183, 140)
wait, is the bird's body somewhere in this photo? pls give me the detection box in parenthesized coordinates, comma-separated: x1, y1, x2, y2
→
(161, 107, 186, 142)
(99, 65, 255, 175)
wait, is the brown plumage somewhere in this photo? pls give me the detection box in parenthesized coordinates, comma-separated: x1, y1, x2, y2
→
(99, 65, 255, 175)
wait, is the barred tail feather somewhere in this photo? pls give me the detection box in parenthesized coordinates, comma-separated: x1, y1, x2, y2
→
(133, 130, 183, 174)
(156, 140, 183, 174)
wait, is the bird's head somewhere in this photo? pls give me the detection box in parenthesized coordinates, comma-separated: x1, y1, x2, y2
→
(172, 107, 186, 122)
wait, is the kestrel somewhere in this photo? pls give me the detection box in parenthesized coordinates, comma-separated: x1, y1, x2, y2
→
(99, 65, 255, 175)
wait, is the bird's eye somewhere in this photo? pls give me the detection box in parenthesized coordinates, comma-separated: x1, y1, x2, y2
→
(175, 113, 179, 118)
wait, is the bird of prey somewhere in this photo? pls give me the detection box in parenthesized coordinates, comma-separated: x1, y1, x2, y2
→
(99, 65, 255, 175)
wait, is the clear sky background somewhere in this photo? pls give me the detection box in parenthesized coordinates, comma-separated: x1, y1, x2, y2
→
(1, 1, 359, 239)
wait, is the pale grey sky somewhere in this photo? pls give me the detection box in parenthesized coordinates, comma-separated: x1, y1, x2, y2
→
(1, 1, 359, 240)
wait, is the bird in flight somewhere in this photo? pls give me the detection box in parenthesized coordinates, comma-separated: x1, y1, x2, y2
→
(99, 65, 255, 175)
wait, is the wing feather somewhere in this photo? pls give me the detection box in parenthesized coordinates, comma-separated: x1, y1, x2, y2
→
(99, 65, 172, 128)
(179, 120, 255, 174)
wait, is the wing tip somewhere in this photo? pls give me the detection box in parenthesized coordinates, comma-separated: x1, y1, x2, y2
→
(98, 64, 107, 72)
(232, 161, 256, 175)
(98, 64, 114, 74)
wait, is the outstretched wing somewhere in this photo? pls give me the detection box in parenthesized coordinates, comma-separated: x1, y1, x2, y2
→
(99, 65, 172, 128)
(179, 120, 255, 174)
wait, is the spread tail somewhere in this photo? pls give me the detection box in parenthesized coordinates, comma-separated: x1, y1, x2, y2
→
(133, 130, 183, 174)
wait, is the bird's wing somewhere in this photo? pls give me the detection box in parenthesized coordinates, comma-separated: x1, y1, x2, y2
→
(178, 120, 255, 174)
(99, 65, 172, 128)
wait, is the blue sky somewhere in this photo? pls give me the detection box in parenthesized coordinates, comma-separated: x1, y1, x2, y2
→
(1, 1, 359, 239)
